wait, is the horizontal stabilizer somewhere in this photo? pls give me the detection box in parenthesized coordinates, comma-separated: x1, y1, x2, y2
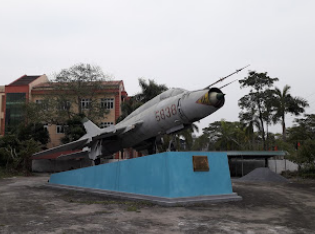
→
(56, 150, 90, 161)
(32, 138, 90, 159)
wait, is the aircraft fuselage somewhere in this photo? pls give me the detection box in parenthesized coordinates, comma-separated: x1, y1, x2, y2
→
(99, 87, 225, 156)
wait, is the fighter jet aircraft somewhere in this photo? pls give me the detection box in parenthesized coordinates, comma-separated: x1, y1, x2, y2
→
(33, 66, 248, 162)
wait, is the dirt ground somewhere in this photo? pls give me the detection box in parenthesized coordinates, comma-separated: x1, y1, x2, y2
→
(1, 175, 315, 234)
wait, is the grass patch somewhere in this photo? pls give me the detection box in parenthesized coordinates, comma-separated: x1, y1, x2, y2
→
(0, 168, 24, 179)
(68, 199, 153, 207)
(68, 199, 153, 213)
(126, 205, 140, 212)
(300, 173, 315, 179)
(69, 200, 130, 205)
(281, 169, 315, 179)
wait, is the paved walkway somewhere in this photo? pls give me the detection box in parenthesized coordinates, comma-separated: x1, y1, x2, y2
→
(1, 175, 315, 233)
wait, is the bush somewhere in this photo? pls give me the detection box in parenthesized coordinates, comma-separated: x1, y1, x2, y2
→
(0, 167, 22, 179)
(281, 168, 315, 179)
(297, 139, 315, 168)
(299, 167, 315, 179)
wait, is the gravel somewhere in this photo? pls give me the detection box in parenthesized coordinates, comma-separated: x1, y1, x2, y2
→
(239, 167, 289, 183)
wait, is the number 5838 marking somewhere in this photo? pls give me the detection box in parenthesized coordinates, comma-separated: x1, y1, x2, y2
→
(155, 104, 177, 121)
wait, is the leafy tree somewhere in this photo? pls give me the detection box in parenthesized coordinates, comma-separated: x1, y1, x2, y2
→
(287, 114, 315, 143)
(274, 137, 296, 155)
(26, 97, 60, 125)
(18, 139, 39, 175)
(54, 63, 111, 119)
(239, 71, 279, 149)
(25, 63, 113, 147)
(61, 114, 86, 144)
(17, 122, 50, 146)
(27, 63, 112, 125)
(294, 139, 315, 169)
(191, 134, 212, 151)
(202, 120, 246, 151)
(270, 85, 309, 141)
(0, 134, 40, 175)
(0, 134, 20, 171)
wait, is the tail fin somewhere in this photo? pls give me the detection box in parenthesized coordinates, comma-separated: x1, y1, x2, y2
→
(81, 118, 101, 137)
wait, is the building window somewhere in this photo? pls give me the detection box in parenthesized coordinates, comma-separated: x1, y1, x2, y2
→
(101, 98, 114, 109)
(81, 99, 91, 110)
(35, 99, 49, 110)
(5, 93, 26, 133)
(58, 100, 71, 110)
(56, 125, 68, 134)
(100, 122, 114, 128)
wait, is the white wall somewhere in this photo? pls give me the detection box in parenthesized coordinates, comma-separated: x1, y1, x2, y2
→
(268, 159, 299, 174)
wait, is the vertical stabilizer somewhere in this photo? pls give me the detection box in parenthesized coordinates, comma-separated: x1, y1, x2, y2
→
(81, 118, 101, 137)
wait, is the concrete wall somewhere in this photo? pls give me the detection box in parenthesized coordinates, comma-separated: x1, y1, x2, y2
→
(268, 159, 299, 174)
(49, 152, 234, 198)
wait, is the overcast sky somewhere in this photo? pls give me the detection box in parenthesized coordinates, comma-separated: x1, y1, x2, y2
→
(1, 0, 314, 134)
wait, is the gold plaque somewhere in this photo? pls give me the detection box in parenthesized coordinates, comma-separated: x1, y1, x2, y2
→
(192, 156, 209, 172)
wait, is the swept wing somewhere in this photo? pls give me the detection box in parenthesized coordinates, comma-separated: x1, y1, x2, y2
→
(32, 138, 90, 160)
(32, 119, 144, 160)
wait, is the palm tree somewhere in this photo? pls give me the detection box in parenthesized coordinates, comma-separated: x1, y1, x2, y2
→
(239, 107, 262, 150)
(191, 134, 212, 151)
(203, 120, 244, 151)
(117, 78, 168, 123)
(156, 123, 199, 152)
(271, 85, 309, 141)
(138, 78, 168, 103)
(116, 97, 142, 123)
(263, 90, 276, 149)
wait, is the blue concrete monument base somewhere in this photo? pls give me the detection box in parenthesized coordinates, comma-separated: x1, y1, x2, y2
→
(48, 152, 241, 205)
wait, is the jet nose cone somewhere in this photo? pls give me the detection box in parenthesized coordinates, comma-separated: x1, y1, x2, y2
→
(216, 93, 225, 101)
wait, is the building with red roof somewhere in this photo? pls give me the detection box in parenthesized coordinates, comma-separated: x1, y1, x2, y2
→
(0, 75, 130, 158)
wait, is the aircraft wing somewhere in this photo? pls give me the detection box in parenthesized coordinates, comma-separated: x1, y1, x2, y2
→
(32, 138, 90, 160)
(92, 120, 144, 141)
(32, 120, 144, 160)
